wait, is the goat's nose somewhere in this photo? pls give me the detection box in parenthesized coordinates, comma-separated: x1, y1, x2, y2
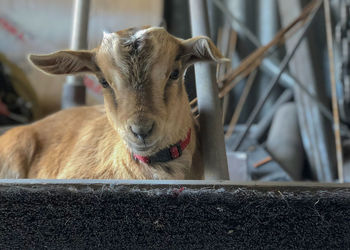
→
(130, 121, 154, 140)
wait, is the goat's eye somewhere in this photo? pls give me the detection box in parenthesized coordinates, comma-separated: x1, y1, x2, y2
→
(100, 78, 109, 88)
(169, 69, 179, 80)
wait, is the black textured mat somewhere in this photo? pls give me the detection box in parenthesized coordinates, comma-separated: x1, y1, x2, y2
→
(0, 182, 349, 249)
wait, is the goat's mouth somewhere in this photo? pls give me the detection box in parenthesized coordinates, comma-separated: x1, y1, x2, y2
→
(125, 137, 159, 154)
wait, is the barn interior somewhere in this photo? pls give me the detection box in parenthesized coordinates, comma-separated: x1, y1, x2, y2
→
(0, 0, 349, 249)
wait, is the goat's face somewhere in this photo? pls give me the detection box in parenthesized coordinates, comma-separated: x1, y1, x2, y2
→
(29, 26, 228, 155)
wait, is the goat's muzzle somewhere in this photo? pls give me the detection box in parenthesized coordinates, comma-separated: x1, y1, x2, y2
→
(126, 116, 157, 152)
(129, 121, 154, 141)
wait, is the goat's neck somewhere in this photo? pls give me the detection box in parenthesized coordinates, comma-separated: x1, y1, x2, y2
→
(126, 106, 197, 180)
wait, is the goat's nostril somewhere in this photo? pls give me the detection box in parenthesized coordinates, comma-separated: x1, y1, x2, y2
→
(130, 122, 154, 140)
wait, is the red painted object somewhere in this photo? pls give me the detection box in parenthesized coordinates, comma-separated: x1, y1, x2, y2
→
(0, 17, 25, 42)
(84, 76, 102, 94)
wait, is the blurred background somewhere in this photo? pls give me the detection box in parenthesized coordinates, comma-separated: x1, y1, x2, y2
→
(0, 0, 348, 183)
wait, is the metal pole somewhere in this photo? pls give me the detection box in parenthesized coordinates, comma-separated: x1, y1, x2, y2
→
(324, 0, 344, 182)
(61, 0, 91, 109)
(189, 0, 229, 180)
(279, 0, 335, 182)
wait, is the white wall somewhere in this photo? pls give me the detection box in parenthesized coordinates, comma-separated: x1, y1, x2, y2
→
(0, 0, 163, 115)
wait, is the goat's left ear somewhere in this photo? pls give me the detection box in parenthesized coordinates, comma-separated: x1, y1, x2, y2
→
(181, 36, 230, 66)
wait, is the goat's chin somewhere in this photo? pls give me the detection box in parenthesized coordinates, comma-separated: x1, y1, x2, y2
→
(125, 138, 160, 156)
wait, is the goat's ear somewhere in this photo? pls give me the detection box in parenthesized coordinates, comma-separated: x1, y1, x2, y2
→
(158, 19, 167, 30)
(28, 50, 97, 75)
(181, 36, 230, 66)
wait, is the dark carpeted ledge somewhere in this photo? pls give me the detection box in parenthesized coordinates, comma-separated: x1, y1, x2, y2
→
(0, 180, 349, 249)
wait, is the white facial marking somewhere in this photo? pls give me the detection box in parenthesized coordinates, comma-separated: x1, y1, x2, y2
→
(133, 29, 149, 40)
(101, 32, 118, 53)
(132, 27, 164, 40)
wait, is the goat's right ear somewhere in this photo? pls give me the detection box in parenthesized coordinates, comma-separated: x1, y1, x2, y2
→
(28, 50, 97, 75)
(181, 36, 230, 66)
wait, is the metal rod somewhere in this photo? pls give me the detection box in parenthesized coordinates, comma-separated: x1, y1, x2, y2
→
(222, 30, 238, 124)
(214, 0, 350, 136)
(213, 0, 294, 89)
(61, 0, 91, 109)
(225, 70, 257, 139)
(219, 0, 320, 97)
(324, 0, 344, 183)
(70, 0, 90, 51)
(264, 55, 350, 138)
(189, 0, 229, 180)
(232, 2, 321, 151)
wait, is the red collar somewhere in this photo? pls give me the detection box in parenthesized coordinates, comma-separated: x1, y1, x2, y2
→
(132, 128, 191, 164)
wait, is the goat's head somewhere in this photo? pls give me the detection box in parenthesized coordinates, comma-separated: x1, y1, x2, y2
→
(29, 26, 228, 155)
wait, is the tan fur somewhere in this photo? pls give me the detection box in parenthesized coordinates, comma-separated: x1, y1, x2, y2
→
(0, 27, 226, 179)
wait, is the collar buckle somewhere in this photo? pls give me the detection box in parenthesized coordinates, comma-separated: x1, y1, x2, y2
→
(170, 144, 182, 160)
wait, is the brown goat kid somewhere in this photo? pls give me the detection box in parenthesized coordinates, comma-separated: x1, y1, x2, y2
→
(0, 26, 228, 179)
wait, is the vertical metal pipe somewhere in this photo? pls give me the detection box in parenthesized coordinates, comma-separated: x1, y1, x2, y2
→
(324, 0, 344, 182)
(258, 0, 278, 45)
(189, 0, 229, 180)
(70, 0, 90, 51)
(279, 0, 335, 181)
(61, 0, 91, 109)
(257, 0, 279, 116)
